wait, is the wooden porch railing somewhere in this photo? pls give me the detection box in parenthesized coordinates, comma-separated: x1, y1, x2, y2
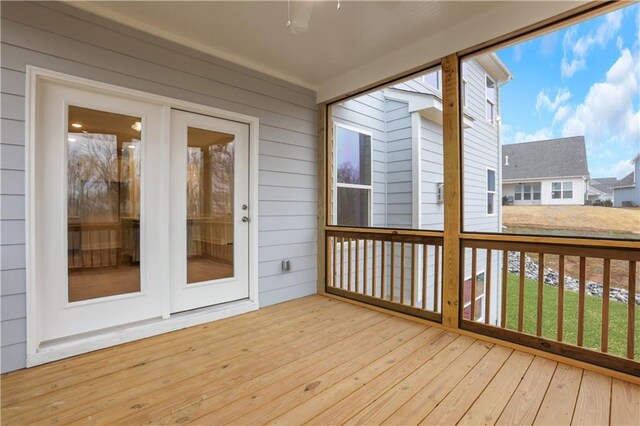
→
(325, 228, 443, 323)
(460, 238, 640, 375)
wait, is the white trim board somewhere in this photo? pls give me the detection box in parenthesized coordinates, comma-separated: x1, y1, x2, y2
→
(25, 66, 261, 365)
(27, 299, 259, 367)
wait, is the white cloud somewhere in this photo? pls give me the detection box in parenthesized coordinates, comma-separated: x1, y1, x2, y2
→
(560, 48, 639, 146)
(561, 10, 623, 78)
(553, 105, 573, 124)
(536, 88, 571, 112)
(514, 128, 554, 144)
(612, 159, 635, 179)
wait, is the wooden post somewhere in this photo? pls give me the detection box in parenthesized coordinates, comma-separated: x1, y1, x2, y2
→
(317, 103, 327, 293)
(441, 53, 462, 329)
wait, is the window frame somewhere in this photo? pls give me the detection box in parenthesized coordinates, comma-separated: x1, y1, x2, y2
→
(422, 70, 441, 91)
(552, 181, 574, 200)
(486, 167, 497, 216)
(485, 74, 497, 124)
(332, 122, 374, 227)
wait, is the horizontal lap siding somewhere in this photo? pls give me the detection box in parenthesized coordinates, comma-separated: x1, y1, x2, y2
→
(331, 92, 388, 227)
(462, 60, 500, 233)
(0, 1, 317, 372)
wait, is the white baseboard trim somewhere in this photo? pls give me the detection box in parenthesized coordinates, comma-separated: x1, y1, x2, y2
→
(26, 299, 259, 367)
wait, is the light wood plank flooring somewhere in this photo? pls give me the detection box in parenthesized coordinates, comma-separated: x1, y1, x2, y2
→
(1, 295, 638, 425)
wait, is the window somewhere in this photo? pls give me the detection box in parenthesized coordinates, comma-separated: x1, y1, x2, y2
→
(513, 182, 541, 202)
(462, 78, 468, 108)
(533, 183, 541, 200)
(552, 181, 573, 199)
(463, 271, 486, 321)
(335, 124, 372, 227)
(487, 169, 496, 215)
(422, 70, 440, 90)
(485, 75, 497, 123)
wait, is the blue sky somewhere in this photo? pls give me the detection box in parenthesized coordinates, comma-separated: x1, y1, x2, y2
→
(497, 3, 640, 179)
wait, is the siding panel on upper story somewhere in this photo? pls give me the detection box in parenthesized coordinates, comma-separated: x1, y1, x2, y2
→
(0, 0, 317, 373)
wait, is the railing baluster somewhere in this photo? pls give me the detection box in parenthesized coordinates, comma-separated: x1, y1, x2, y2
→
(518, 251, 525, 332)
(355, 239, 360, 293)
(537, 253, 544, 337)
(485, 249, 492, 325)
(558, 255, 565, 342)
(577, 256, 586, 347)
(363, 239, 368, 296)
(372, 240, 377, 298)
(381, 241, 386, 300)
(348, 238, 352, 292)
(332, 236, 337, 287)
(628, 261, 636, 360)
(411, 243, 417, 307)
(391, 242, 396, 302)
(434, 244, 440, 312)
(501, 250, 508, 328)
(422, 244, 428, 310)
(602, 258, 610, 353)
(340, 237, 345, 290)
(401, 243, 406, 305)
(471, 247, 477, 321)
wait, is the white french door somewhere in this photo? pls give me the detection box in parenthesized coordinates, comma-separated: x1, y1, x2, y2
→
(32, 75, 253, 349)
(35, 79, 167, 342)
(169, 110, 250, 313)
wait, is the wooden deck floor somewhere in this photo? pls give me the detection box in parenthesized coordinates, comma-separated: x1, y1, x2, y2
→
(1, 295, 638, 425)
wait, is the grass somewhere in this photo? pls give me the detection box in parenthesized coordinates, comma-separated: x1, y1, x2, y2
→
(502, 205, 640, 239)
(504, 272, 639, 359)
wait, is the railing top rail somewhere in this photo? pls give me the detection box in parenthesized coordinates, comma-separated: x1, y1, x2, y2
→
(327, 228, 443, 245)
(462, 232, 640, 250)
(462, 238, 640, 262)
(326, 226, 443, 239)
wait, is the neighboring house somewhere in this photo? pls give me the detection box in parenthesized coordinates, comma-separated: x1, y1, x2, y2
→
(587, 177, 617, 202)
(331, 53, 511, 323)
(502, 136, 590, 206)
(612, 153, 640, 207)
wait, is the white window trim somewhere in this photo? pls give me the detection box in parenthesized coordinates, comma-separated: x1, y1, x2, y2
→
(25, 66, 261, 365)
(462, 77, 468, 110)
(552, 181, 574, 199)
(464, 270, 486, 322)
(332, 122, 373, 227)
(422, 70, 441, 91)
(486, 167, 496, 216)
(485, 74, 497, 125)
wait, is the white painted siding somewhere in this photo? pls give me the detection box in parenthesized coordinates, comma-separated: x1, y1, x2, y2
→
(0, 1, 317, 372)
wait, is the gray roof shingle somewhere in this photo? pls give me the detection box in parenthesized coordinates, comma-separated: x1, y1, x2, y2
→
(502, 136, 589, 181)
(614, 172, 635, 188)
(590, 177, 618, 194)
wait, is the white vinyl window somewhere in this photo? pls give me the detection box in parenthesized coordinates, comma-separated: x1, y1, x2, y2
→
(552, 181, 573, 199)
(422, 70, 441, 91)
(462, 78, 468, 109)
(487, 168, 496, 215)
(485, 75, 497, 124)
(514, 183, 541, 201)
(334, 124, 372, 227)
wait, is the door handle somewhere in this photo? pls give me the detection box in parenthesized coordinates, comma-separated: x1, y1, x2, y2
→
(242, 216, 249, 223)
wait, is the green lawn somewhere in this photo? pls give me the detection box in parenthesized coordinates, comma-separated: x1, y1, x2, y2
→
(504, 273, 639, 359)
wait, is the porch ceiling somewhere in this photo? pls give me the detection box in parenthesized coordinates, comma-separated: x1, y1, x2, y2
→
(70, 1, 586, 102)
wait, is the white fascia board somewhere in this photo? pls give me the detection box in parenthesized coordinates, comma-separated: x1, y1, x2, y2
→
(383, 88, 474, 128)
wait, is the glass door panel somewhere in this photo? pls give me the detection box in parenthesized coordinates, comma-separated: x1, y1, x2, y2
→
(67, 106, 142, 302)
(186, 127, 235, 284)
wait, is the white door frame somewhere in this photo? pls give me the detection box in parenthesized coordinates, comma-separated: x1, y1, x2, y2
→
(25, 66, 260, 366)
